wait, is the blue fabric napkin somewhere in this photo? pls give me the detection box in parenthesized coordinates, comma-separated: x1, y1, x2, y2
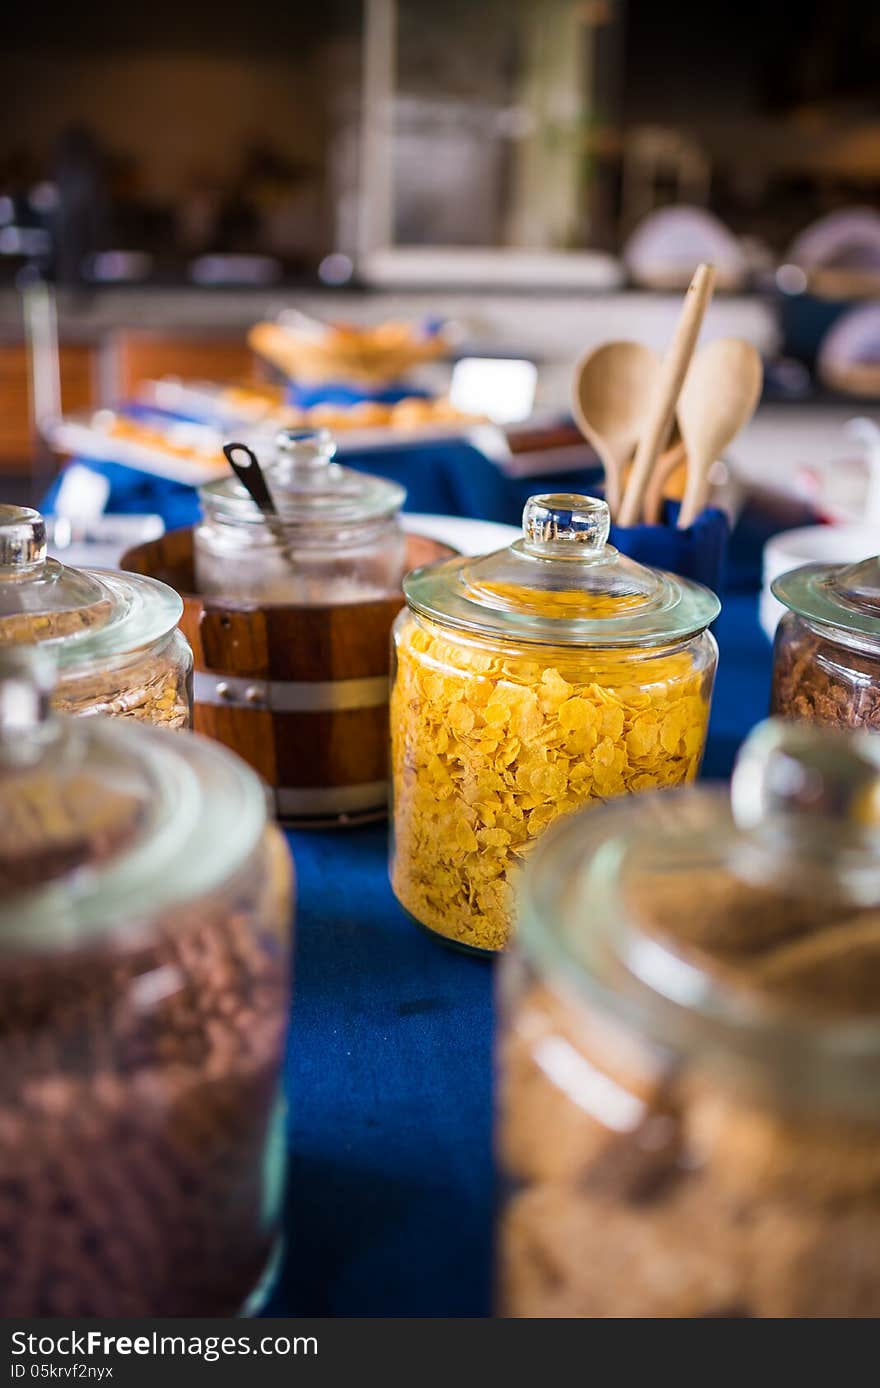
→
(610, 501, 729, 593)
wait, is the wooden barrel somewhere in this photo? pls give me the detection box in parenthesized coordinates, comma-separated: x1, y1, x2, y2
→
(121, 527, 455, 826)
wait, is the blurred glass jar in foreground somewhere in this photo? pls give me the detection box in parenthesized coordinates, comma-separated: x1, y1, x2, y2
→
(499, 719, 880, 1317)
(0, 504, 191, 728)
(0, 651, 293, 1316)
(195, 428, 407, 604)
(390, 495, 719, 954)
(771, 555, 880, 732)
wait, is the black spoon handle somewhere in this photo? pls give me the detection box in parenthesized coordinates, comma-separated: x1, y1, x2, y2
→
(222, 441, 278, 516)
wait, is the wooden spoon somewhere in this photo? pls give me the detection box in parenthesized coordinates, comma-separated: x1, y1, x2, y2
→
(641, 439, 688, 524)
(571, 341, 660, 517)
(676, 338, 763, 529)
(618, 263, 717, 526)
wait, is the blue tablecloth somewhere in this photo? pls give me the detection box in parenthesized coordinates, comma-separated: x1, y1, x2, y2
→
(43, 442, 777, 1317)
(261, 583, 772, 1318)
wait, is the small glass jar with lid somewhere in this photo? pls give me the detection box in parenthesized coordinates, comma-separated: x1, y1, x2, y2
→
(194, 427, 407, 604)
(0, 504, 192, 728)
(0, 648, 293, 1317)
(499, 718, 880, 1318)
(771, 554, 880, 732)
(390, 493, 720, 954)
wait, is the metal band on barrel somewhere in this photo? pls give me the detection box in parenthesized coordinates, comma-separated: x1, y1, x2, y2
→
(275, 780, 388, 817)
(193, 671, 389, 712)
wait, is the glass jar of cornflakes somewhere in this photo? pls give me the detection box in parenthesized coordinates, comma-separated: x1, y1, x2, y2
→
(0, 504, 192, 729)
(771, 554, 880, 733)
(500, 717, 880, 1317)
(194, 427, 407, 604)
(390, 494, 720, 953)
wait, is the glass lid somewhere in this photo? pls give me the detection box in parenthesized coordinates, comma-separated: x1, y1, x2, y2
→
(0, 648, 268, 950)
(519, 718, 880, 1104)
(0, 505, 182, 667)
(772, 554, 880, 641)
(403, 494, 719, 647)
(200, 427, 406, 531)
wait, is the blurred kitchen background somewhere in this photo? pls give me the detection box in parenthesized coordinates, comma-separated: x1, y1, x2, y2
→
(0, 0, 878, 505)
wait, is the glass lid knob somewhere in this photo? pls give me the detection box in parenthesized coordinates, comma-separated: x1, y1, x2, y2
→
(0, 505, 47, 573)
(828, 554, 880, 614)
(522, 494, 611, 556)
(731, 719, 880, 839)
(275, 427, 336, 473)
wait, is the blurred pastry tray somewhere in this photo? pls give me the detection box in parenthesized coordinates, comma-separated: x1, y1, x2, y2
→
(47, 410, 494, 487)
(47, 412, 233, 487)
(139, 378, 280, 428)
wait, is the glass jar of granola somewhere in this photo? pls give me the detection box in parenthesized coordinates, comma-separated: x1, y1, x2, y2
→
(0, 504, 192, 728)
(771, 554, 880, 733)
(194, 427, 407, 604)
(0, 647, 293, 1317)
(390, 494, 720, 953)
(500, 718, 880, 1317)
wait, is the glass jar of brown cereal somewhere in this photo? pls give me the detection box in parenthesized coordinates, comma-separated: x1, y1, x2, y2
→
(0, 504, 192, 728)
(390, 494, 720, 954)
(500, 718, 880, 1317)
(771, 554, 880, 733)
(0, 647, 293, 1316)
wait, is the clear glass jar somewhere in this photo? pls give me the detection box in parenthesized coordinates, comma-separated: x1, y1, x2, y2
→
(771, 555, 880, 732)
(0, 649, 293, 1317)
(194, 427, 407, 604)
(499, 718, 880, 1318)
(390, 494, 720, 954)
(0, 504, 192, 729)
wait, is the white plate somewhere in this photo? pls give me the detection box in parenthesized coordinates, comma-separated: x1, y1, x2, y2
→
(403, 514, 519, 556)
(760, 523, 880, 640)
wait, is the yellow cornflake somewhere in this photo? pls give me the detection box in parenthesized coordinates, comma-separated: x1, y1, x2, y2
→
(390, 613, 713, 953)
(626, 715, 659, 759)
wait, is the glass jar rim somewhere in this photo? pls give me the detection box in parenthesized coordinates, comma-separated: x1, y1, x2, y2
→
(199, 428, 406, 533)
(200, 480, 406, 530)
(0, 713, 268, 950)
(519, 720, 880, 1114)
(28, 570, 183, 671)
(520, 793, 880, 1114)
(0, 505, 182, 666)
(772, 555, 880, 643)
(0, 505, 181, 671)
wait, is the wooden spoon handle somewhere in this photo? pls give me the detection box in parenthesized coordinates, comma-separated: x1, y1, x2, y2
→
(223, 441, 278, 515)
(617, 263, 717, 527)
(594, 439, 624, 517)
(642, 441, 687, 524)
(677, 451, 715, 530)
